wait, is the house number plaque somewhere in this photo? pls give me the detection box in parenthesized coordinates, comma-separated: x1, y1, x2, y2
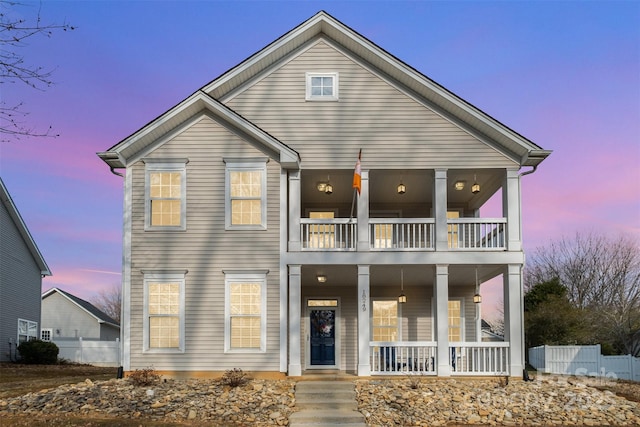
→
(361, 290, 367, 312)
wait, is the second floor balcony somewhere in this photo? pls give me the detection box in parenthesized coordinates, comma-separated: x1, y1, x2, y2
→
(290, 168, 522, 253)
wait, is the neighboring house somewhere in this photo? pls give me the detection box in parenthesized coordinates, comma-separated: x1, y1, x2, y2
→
(481, 319, 504, 343)
(41, 287, 120, 341)
(98, 12, 550, 377)
(0, 177, 51, 362)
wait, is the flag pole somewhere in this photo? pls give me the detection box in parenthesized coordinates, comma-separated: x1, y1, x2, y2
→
(349, 188, 357, 221)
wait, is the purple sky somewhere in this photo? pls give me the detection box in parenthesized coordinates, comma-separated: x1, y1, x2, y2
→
(1, 1, 638, 317)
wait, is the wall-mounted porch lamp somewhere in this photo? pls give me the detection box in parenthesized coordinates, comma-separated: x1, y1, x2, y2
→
(471, 174, 480, 194)
(454, 181, 465, 191)
(398, 267, 407, 304)
(473, 267, 482, 304)
(317, 274, 327, 283)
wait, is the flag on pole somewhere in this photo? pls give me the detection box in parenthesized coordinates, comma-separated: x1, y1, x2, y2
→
(352, 149, 362, 195)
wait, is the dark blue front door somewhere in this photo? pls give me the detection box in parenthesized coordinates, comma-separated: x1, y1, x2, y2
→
(310, 309, 335, 365)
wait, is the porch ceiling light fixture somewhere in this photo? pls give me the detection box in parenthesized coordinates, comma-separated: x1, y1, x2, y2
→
(473, 267, 482, 304)
(471, 174, 480, 194)
(317, 274, 327, 283)
(454, 181, 465, 191)
(398, 267, 407, 304)
(397, 177, 406, 195)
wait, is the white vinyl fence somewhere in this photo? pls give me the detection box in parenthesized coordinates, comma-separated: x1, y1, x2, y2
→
(529, 345, 640, 382)
(53, 338, 121, 367)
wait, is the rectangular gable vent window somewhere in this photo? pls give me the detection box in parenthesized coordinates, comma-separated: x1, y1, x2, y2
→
(306, 73, 339, 101)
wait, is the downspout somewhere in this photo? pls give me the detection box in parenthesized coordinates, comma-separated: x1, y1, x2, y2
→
(518, 164, 537, 177)
(109, 166, 125, 178)
(517, 159, 537, 376)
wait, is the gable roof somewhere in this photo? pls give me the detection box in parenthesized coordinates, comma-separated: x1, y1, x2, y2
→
(99, 11, 550, 170)
(98, 91, 300, 170)
(42, 287, 119, 327)
(0, 177, 51, 276)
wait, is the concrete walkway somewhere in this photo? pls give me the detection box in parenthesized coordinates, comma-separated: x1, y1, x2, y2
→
(289, 380, 367, 427)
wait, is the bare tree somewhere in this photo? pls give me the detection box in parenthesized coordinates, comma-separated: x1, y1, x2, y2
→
(92, 284, 121, 325)
(525, 232, 640, 356)
(1, 1, 74, 140)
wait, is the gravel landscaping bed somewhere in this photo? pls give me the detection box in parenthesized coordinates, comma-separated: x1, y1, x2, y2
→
(1, 374, 639, 426)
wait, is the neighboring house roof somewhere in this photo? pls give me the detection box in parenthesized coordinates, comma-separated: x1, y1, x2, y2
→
(42, 287, 119, 327)
(0, 177, 51, 276)
(98, 11, 550, 171)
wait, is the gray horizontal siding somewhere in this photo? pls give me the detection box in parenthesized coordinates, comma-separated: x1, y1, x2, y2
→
(128, 117, 281, 371)
(227, 41, 515, 170)
(0, 200, 42, 362)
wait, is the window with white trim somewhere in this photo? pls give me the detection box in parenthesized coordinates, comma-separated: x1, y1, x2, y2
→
(448, 299, 463, 342)
(225, 272, 267, 352)
(143, 272, 186, 352)
(41, 328, 52, 342)
(371, 300, 398, 341)
(145, 160, 187, 230)
(18, 319, 38, 343)
(225, 160, 267, 229)
(305, 72, 339, 101)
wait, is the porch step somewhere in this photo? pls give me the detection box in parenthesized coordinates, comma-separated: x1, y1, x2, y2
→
(290, 381, 367, 427)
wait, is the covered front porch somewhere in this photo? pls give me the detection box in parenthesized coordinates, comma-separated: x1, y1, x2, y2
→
(284, 264, 524, 377)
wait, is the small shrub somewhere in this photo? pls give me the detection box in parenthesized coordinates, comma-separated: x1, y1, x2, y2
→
(406, 373, 422, 389)
(221, 368, 247, 387)
(128, 367, 161, 386)
(17, 340, 59, 364)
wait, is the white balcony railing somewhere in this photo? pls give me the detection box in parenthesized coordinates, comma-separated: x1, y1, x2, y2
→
(298, 217, 507, 251)
(450, 342, 510, 375)
(370, 342, 437, 375)
(370, 219, 434, 250)
(301, 218, 357, 251)
(447, 218, 506, 250)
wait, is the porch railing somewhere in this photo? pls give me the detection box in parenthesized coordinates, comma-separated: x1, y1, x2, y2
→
(450, 342, 510, 375)
(370, 341, 437, 375)
(370, 219, 434, 250)
(447, 218, 506, 250)
(301, 218, 357, 251)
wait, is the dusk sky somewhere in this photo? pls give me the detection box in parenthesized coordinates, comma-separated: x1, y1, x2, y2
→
(1, 1, 638, 317)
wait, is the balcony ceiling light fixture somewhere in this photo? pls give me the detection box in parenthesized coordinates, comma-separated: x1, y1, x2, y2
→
(398, 267, 407, 304)
(397, 176, 406, 195)
(317, 175, 333, 194)
(473, 267, 482, 304)
(471, 174, 480, 194)
(454, 181, 465, 191)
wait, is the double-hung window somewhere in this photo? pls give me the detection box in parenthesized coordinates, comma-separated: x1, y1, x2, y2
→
(305, 72, 339, 101)
(144, 160, 187, 230)
(143, 272, 186, 352)
(371, 300, 399, 341)
(17, 319, 38, 343)
(448, 299, 463, 342)
(225, 159, 267, 230)
(224, 272, 267, 352)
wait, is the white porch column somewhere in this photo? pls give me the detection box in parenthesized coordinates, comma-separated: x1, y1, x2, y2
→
(504, 264, 525, 376)
(288, 265, 302, 376)
(357, 265, 371, 376)
(434, 264, 450, 376)
(433, 169, 448, 251)
(288, 171, 301, 251)
(357, 170, 369, 251)
(503, 169, 522, 251)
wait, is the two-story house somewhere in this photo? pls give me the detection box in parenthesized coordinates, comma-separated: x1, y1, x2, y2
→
(1, 177, 52, 362)
(98, 11, 550, 377)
